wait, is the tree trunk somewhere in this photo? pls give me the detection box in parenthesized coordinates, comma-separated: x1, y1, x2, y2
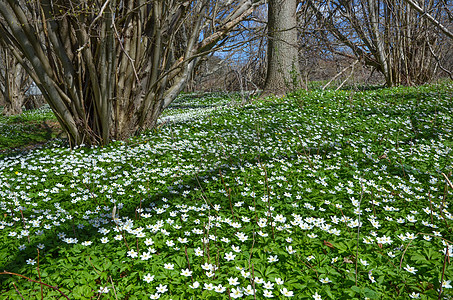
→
(264, 0, 301, 95)
(2, 95, 24, 116)
(1, 49, 25, 116)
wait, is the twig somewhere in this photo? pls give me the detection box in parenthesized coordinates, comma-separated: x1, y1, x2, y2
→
(322, 60, 359, 90)
(184, 246, 194, 284)
(219, 169, 235, 218)
(19, 210, 30, 243)
(111, 14, 141, 84)
(88, 257, 102, 275)
(76, 0, 112, 52)
(355, 182, 364, 286)
(12, 282, 24, 300)
(399, 233, 421, 268)
(251, 264, 257, 300)
(109, 275, 119, 300)
(37, 249, 43, 300)
(441, 173, 453, 189)
(0, 271, 70, 300)
(438, 245, 449, 300)
(195, 173, 215, 210)
(335, 61, 358, 91)
(248, 231, 256, 267)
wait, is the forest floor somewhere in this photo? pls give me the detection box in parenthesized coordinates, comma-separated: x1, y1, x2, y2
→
(0, 84, 452, 299)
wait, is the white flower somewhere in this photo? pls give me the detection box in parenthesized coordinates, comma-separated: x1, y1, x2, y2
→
(241, 269, 250, 278)
(404, 264, 418, 274)
(232, 245, 241, 253)
(442, 280, 452, 288)
(255, 277, 265, 284)
(423, 235, 432, 241)
(360, 259, 369, 266)
(224, 251, 236, 261)
(368, 271, 376, 283)
(228, 277, 240, 286)
(127, 249, 138, 258)
(286, 245, 296, 254)
(206, 270, 215, 278)
(268, 255, 279, 263)
(189, 281, 200, 289)
(409, 292, 420, 299)
(26, 259, 36, 265)
(194, 247, 203, 256)
(230, 288, 243, 298)
(178, 237, 188, 244)
(204, 283, 214, 290)
(143, 273, 154, 283)
(201, 262, 214, 271)
(244, 285, 255, 295)
(263, 281, 274, 289)
(180, 268, 192, 277)
(320, 277, 331, 283)
(149, 292, 160, 299)
(313, 292, 322, 300)
(236, 232, 248, 242)
(156, 284, 168, 294)
(163, 263, 174, 270)
(140, 252, 152, 260)
(263, 290, 274, 298)
(275, 278, 284, 285)
(214, 284, 226, 293)
(98, 286, 110, 294)
(280, 287, 294, 297)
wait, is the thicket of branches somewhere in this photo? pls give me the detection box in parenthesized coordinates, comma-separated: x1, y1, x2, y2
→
(0, 0, 261, 145)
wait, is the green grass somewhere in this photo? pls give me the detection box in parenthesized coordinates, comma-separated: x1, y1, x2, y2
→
(0, 105, 59, 152)
(0, 84, 452, 299)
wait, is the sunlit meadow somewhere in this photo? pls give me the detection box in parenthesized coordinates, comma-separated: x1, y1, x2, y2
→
(0, 85, 452, 299)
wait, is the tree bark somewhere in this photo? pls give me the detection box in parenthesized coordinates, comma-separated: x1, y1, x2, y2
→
(264, 0, 301, 95)
(0, 48, 26, 116)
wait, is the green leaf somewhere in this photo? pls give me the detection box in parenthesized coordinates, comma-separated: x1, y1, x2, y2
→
(350, 286, 362, 294)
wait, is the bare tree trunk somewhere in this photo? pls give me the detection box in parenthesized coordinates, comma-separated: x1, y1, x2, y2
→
(264, 0, 301, 95)
(367, 0, 392, 86)
(0, 48, 26, 116)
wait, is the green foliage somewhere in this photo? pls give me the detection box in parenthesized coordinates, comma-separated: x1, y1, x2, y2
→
(0, 105, 59, 152)
(0, 84, 452, 299)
